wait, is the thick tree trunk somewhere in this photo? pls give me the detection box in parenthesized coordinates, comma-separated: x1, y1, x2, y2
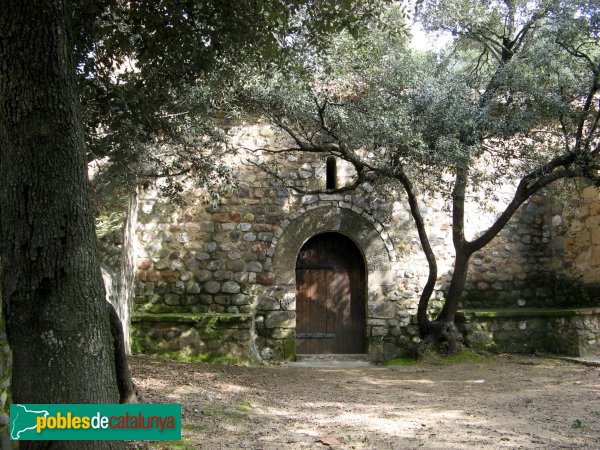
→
(0, 1, 122, 449)
(415, 248, 471, 356)
(416, 167, 472, 357)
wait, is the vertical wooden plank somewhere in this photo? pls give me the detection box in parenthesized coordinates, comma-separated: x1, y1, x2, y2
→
(348, 268, 357, 353)
(295, 269, 307, 354)
(343, 270, 353, 352)
(349, 268, 366, 353)
(325, 270, 335, 353)
(295, 232, 367, 355)
(314, 270, 321, 354)
(317, 269, 328, 353)
(331, 270, 341, 352)
(358, 269, 366, 352)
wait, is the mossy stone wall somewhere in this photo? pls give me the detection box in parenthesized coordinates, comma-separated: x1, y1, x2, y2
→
(130, 124, 600, 360)
(131, 313, 255, 359)
(458, 308, 600, 356)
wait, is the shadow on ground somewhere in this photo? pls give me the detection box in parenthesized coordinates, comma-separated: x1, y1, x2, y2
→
(127, 354, 600, 449)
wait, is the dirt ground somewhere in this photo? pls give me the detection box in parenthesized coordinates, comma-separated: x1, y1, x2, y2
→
(127, 354, 600, 449)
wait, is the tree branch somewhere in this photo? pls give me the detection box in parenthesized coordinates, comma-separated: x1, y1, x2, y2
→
(467, 152, 579, 252)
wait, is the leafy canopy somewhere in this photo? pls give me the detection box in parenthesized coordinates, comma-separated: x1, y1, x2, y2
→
(71, 0, 395, 199)
(238, 0, 600, 200)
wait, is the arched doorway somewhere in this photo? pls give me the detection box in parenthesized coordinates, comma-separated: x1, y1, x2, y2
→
(295, 233, 366, 354)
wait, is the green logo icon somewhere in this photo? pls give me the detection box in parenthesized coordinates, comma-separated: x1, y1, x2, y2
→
(10, 404, 181, 440)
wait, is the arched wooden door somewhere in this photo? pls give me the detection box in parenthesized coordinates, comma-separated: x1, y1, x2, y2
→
(295, 233, 366, 354)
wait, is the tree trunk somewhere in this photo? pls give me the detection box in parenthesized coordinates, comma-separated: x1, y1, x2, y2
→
(437, 249, 472, 324)
(393, 170, 438, 337)
(416, 166, 472, 357)
(0, 1, 122, 449)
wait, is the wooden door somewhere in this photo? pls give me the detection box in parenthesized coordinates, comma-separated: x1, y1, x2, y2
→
(295, 233, 366, 354)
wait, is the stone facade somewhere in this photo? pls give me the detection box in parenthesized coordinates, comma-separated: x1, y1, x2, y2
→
(459, 307, 600, 356)
(461, 184, 600, 309)
(560, 185, 600, 285)
(129, 123, 600, 361)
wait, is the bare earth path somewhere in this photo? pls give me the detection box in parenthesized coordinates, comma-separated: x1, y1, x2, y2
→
(128, 354, 600, 449)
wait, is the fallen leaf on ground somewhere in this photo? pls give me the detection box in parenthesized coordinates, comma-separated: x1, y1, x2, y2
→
(316, 437, 339, 446)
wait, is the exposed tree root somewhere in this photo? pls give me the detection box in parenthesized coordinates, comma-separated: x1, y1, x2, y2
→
(417, 321, 459, 359)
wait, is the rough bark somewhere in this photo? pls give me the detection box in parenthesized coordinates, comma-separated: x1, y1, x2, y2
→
(393, 171, 438, 337)
(0, 1, 122, 448)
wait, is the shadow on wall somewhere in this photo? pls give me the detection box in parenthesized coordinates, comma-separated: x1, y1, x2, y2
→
(461, 194, 600, 310)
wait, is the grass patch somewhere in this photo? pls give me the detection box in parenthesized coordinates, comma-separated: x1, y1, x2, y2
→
(384, 349, 494, 367)
(183, 423, 207, 433)
(234, 401, 253, 413)
(432, 349, 493, 365)
(383, 357, 420, 367)
(571, 419, 585, 429)
(149, 351, 256, 366)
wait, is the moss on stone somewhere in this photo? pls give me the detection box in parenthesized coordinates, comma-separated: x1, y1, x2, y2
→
(459, 307, 600, 319)
(383, 349, 492, 366)
(281, 338, 296, 361)
(132, 312, 251, 323)
(541, 332, 563, 354)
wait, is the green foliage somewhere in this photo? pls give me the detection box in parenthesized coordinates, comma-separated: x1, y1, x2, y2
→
(571, 418, 585, 429)
(240, 0, 600, 194)
(96, 209, 127, 241)
(382, 357, 420, 366)
(237, 0, 600, 332)
(73, 0, 399, 203)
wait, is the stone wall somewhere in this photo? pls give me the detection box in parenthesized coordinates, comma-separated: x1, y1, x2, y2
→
(461, 195, 558, 309)
(131, 313, 255, 359)
(459, 307, 600, 356)
(559, 185, 600, 287)
(461, 183, 600, 310)
(133, 123, 448, 360)
(131, 122, 600, 361)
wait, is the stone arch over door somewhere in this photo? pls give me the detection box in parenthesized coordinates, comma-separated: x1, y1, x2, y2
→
(262, 205, 396, 358)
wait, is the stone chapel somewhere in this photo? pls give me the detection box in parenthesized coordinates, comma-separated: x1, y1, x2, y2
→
(100, 122, 600, 362)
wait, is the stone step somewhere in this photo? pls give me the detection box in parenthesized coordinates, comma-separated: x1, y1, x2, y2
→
(295, 354, 370, 363)
(285, 354, 372, 368)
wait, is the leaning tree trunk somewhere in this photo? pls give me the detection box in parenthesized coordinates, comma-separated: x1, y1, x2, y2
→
(416, 166, 473, 357)
(437, 249, 472, 324)
(0, 1, 122, 449)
